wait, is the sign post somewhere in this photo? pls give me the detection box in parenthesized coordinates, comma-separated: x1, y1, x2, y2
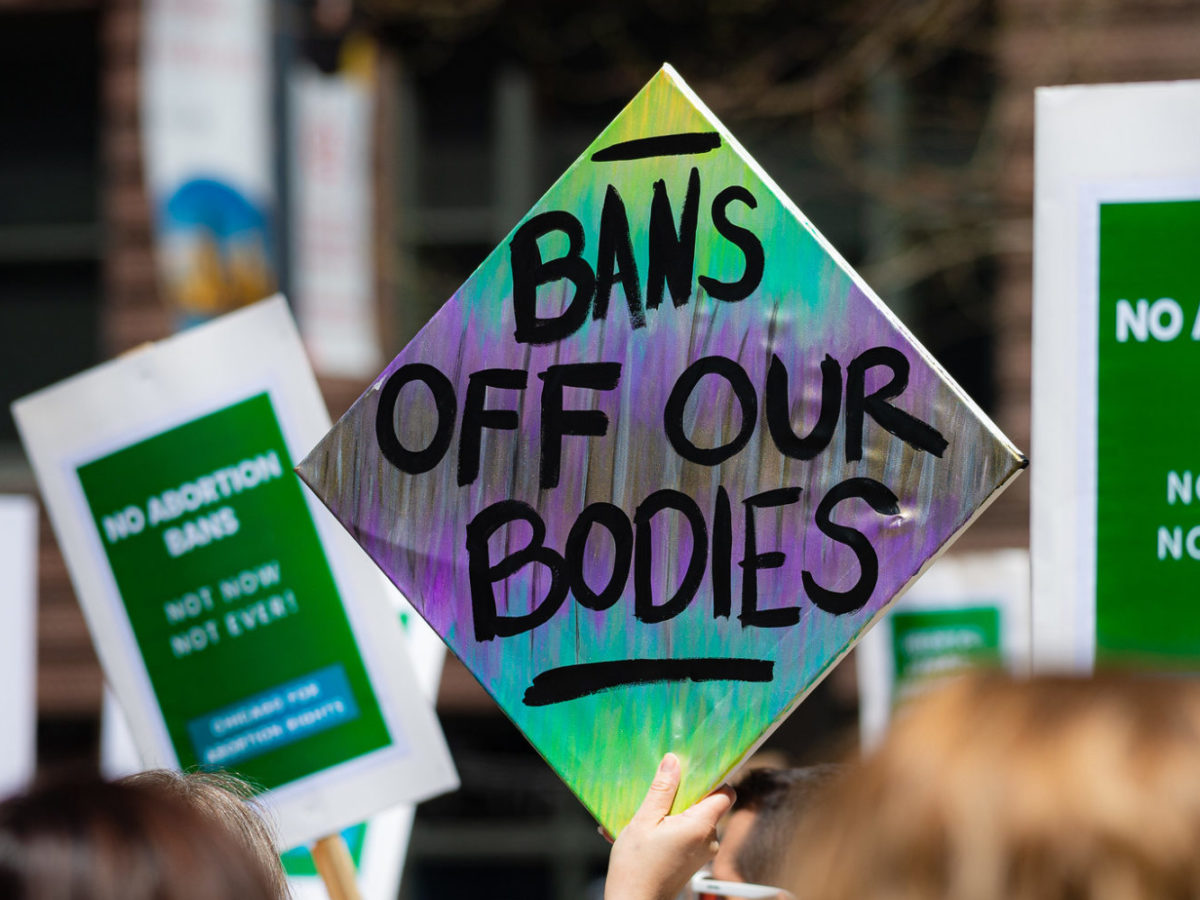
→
(14, 297, 457, 850)
(310, 834, 361, 900)
(299, 65, 1026, 835)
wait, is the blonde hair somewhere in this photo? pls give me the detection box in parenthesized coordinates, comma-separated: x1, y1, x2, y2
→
(787, 672, 1200, 900)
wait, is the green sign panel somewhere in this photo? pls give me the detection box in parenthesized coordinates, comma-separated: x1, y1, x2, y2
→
(890, 606, 1000, 702)
(76, 392, 393, 789)
(1096, 199, 1200, 665)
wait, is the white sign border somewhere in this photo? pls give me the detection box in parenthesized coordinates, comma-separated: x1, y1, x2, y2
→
(0, 495, 38, 798)
(1032, 79, 1200, 670)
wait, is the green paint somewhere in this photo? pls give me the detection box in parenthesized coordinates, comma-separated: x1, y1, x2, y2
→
(890, 606, 1000, 702)
(76, 393, 391, 790)
(1096, 200, 1200, 665)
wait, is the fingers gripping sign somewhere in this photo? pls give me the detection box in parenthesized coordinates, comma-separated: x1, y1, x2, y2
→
(605, 753, 736, 900)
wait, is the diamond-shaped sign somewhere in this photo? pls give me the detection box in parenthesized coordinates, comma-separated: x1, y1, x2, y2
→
(298, 65, 1025, 834)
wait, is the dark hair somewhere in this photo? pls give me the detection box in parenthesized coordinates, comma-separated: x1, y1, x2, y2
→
(0, 774, 284, 900)
(733, 765, 840, 884)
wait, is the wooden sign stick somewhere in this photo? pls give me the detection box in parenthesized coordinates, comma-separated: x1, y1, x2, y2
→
(311, 833, 363, 900)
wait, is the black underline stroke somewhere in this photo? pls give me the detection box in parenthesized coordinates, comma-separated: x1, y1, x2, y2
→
(523, 657, 773, 706)
(590, 132, 722, 162)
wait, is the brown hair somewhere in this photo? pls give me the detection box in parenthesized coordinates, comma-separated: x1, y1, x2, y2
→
(787, 672, 1200, 900)
(731, 765, 839, 884)
(0, 773, 287, 900)
(121, 769, 289, 899)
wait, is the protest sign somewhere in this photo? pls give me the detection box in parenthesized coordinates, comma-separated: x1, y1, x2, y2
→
(857, 550, 1030, 747)
(283, 590, 445, 900)
(14, 296, 457, 848)
(298, 65, 1026, 834)
(1032, 81, 1200, 671)
(105, 591, 444, 900)
(142, 0, 276, 324)
(104, 695, 401, 899)
(0, 495, 38, 798)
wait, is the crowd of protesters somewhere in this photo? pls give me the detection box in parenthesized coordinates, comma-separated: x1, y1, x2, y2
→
(605, 671, 1200, 900)
(4, 671, 1200, 899)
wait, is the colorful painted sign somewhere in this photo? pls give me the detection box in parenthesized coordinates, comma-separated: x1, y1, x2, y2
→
(13, 297, 457, 848)
(298, 65, 1026, 834)
(0, 495, 38, 799)
(1032, 80, 1200, 670)
(857, 549, 1029, 747)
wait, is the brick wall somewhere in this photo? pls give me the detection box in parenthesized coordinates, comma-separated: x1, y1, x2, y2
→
(981, 0, 1200, 557)
(23, 0, 158, 722)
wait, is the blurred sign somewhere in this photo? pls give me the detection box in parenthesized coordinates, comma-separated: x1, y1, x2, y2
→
(105, 588, 444, 899)
(289, 53, 383, 377)
(14, 297, 456, 848)
(283, 589, 444, 900)
(297, 65, 1026, 835)
(1032, 80, 1200, 670)
(0, 495, 37, 799)
(142, 0, 277, 326)
(857, 550, 1030, 747)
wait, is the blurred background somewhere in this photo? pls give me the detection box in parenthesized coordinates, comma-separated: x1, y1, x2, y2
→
(1, 0, 1198, 897)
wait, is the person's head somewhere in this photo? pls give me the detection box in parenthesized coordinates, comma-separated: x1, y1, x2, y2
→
(121, 769, 288, 899)
(787, 671, 1200, 900)
(710, 765, 838, 885)
(0, 772, 287, 900)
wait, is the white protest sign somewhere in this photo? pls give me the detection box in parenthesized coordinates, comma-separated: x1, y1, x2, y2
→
(857, 549, 1030, 747)
(14, 296, 457, 848)
(0, 495, 38, 798)
(1032, 80, 1200, 671)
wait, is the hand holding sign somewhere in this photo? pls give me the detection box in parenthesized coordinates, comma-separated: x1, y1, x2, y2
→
(604, 753, 735, 900)
(298, 65, 1025, 834)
